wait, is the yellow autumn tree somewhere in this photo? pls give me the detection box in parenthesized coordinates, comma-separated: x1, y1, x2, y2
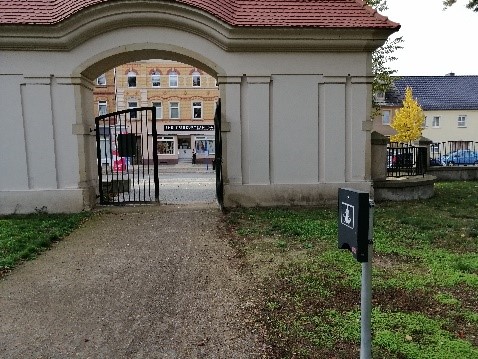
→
(390, 87, 425, 143)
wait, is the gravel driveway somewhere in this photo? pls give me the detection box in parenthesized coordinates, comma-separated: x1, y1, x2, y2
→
(0, 205, 264, 358)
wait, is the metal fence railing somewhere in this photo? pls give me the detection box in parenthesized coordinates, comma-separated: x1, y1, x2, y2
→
(429, 141, 478, 167)
(387, 143, 427, 177)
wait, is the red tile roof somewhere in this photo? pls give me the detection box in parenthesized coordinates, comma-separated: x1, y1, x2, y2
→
(0, 0, 399, 29)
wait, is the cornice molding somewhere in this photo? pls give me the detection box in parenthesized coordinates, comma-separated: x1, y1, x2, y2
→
(0, 1, 396, 52)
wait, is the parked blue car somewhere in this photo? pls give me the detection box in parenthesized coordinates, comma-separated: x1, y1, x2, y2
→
(441, 150, 478, 166)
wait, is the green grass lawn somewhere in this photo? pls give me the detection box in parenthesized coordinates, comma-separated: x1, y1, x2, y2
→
(0, 211, 91, 276)
(226, 181, 478, 359)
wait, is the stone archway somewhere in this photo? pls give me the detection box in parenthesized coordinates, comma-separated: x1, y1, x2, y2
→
(0, 0, 399, 214)
(75, 46, 226, 209)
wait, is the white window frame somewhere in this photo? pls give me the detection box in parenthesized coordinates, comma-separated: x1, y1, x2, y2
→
(169, 101, 180, 119)
(375, 91, 385, 102)
(192, 71, 201, 87)
(127, 71, 137, 88)
(151, 72, 160, 87)
(192, 101, 202, 120)
(457, 115, 466, 128)
(98, 100, 107, 116)
(381, 110, 391, 125)
(152, 101, 162, 120)
(97, 74, 106, 86)
(432, 116, 440, 128)
(169, 71, 178, 87)
(157, 136, 175, 155)
(128, 100, 138, 119)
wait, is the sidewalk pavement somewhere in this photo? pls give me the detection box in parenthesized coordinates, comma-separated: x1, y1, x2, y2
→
(158, 162, 216, 173)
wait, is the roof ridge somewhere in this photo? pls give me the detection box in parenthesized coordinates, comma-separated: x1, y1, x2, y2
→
(0, 0, 402, 28)
(388, 75, 478, 110)
(354, 0, 400, 28)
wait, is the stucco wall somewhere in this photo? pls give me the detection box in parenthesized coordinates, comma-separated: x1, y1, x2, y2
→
(422, 109, 478, 144)
(0, 6, 388, 213)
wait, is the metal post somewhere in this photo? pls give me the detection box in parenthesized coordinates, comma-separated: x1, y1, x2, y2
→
(360, 200, 374, 359)
(151, 106, 159, 202)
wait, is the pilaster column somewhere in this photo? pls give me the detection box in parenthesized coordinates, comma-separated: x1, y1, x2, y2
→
(218, 75, 242, 185)
(21, 75, 58, 189)
(319, 76, 346, 183)
(243, 76, 271, 184)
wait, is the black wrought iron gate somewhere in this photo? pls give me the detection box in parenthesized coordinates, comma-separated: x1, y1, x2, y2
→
(214, 100, 224, 208)
(95, 107, 159, 205)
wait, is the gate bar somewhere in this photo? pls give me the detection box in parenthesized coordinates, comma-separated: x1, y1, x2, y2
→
(151, 106, 159, 202)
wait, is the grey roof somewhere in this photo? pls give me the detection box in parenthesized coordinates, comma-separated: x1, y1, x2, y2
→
(384, 75, 478, 111)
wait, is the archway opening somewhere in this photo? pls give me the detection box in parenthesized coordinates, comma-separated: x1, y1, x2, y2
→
(83, 52, 223, 207)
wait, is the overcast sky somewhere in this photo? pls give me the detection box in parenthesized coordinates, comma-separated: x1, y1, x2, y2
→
(381, 0, 477, 76)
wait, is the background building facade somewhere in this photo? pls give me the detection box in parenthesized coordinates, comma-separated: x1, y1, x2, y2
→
(94, 60, 219, 165)
(373, 75, 478, 151)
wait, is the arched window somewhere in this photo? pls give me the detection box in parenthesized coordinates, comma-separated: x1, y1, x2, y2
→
(127, 71, 137, 88)
(192, 71, 201, 87)
(169, 71, 178, 87)
(151, 71, 160, 87)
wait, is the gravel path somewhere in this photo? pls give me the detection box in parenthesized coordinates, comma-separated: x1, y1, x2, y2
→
(0, 205, 264, 358)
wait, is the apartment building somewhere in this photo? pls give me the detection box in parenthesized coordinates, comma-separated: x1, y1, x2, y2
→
(374, 74, 478, 152)
(93, 59, 219, 165)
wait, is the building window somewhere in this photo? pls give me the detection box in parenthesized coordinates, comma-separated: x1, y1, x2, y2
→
(375, 91, 385, 102)
(192, 71, 201, 87)
(381, 110, 391, 125)
(432, 116, 440, 128)
(169, 71, 178, 87)
(169, 102, 180, 119)
(458, 115, 466, 128)
(194, 136, 215, 155)
(128, 101, 138, 119)
(192, 101, 202, 119)
(151, 72, 160, 87)
(127, 71, 137, 88)
(152, 102, 162, 120)
(97, 74, 106, 86)
(98, 100, 107, 116)
(157, 136, 175, 154)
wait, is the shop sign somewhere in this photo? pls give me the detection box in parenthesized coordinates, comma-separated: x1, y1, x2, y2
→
(164, 125, 214, 131)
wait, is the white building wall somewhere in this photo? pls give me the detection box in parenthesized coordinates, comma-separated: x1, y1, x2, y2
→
(242, 76, 271, 185)
(272, 75, 320, 184)
(423, 109, 478, 145)
(0, 10, 385, 213)
(22, 76, 57, 189)
(320, 77, 346, 183)
(0, 75, 29, 190)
